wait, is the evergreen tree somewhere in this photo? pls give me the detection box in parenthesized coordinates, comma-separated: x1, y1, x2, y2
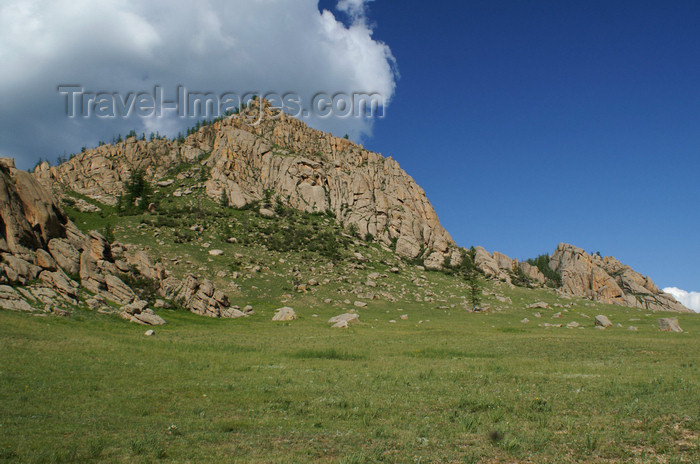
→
(466, 270, 481, 311)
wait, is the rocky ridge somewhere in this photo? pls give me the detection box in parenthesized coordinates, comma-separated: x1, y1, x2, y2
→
(548, 243, 689, 313)
(471, 243, 689, 312)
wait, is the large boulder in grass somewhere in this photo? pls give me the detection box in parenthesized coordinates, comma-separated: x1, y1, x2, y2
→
(657, 318, 683, 333)
(272, 307, 297, 321)
(328, 313, 359, 325)
(594, 315, 613, 328)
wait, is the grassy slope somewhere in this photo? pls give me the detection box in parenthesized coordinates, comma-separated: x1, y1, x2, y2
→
(1, 166, 698, 463)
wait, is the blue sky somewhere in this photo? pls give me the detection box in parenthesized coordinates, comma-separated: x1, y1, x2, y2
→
(326, 0, 700, 291)
(1, 0, 697, 296)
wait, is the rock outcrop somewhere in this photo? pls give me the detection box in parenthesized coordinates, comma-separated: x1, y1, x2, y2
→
(34, 100, 456, 263)
(0, 158, 236, 322)
(159, 273, 235, 318)
(549, 243, 690, 313)
(473, 247, 546, 286)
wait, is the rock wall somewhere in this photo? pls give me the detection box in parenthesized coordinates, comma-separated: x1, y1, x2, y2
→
(33, 100, 455, 261)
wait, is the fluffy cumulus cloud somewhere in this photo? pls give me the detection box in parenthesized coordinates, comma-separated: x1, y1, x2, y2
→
(663, 287, 700, 313)
(0, 0, 396, 169)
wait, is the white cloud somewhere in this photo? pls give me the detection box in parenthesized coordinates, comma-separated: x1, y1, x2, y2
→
(0, 0, 397, 169)
(663, 287, 700, 313)
(337, 0, 372, 23)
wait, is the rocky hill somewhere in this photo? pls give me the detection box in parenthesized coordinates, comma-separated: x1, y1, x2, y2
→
(33, 99, 456, 266)
(1, 100, 689, 317)
(471, 244, 691, 313)
(548, 243, 689, 312)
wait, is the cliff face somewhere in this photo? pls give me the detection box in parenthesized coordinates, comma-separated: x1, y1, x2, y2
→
(34, 101, 455, 262)
(549, 243, 690, 313)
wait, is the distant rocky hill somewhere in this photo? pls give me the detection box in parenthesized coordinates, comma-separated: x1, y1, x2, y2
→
(548, 243, 689, 312)
(33, 99, 456, 266)
(472, 244, 690, 313)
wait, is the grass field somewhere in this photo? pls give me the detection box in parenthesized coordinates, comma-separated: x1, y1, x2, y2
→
(1, 303, 698, 463)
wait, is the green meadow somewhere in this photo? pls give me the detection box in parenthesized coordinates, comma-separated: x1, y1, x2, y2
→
(1, 302, 698, 463)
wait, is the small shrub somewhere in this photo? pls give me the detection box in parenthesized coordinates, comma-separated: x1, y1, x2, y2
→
(347, 223, 359, 238)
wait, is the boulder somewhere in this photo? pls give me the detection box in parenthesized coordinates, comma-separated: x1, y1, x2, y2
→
(35, 249, 58, 271)
(103, 274, 136, 304)
(474, 247, 500, 278)
(519, 262, 546, 285)
(220, 307, 246, 318)
(423, 251, 445, 271)
(48, 238, 81, 275)
(1, 254, 42, 281)
(37, 270, 79, 301)
(594, 315, 613, 328)
(493, 251, 515, 272)
(85, 231, 112, 261)
(259, 208, 275, 218)
(159, 274, 232, 318)
(125, 250, 166, 281)
(328, 313, 359, 325)
(657, 318, 682, 333)
(272, 307, 297, 321)
(121, 299, 149, 315)
(132, 309, 166, 326)
(0, 285, 35, 311)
